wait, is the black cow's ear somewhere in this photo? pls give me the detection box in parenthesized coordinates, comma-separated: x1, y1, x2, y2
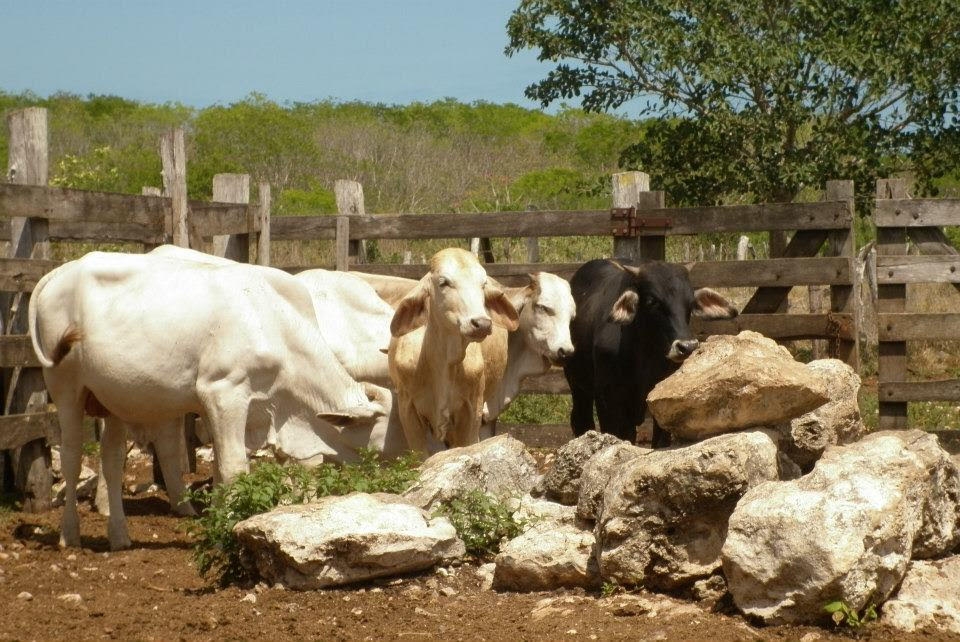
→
(692, 287, 738, 319)
(609, 290, 639, 324)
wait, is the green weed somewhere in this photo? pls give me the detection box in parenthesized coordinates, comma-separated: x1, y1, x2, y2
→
(432, 490, 526, 559)
(824, 600, 878, 628)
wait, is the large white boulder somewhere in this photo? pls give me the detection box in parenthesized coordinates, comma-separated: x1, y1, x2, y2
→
(776, 359, 865, 469)
(402, 435, 538, 511)
(647, 331, 829, 440)
(234, 493, 465, 589)
(596, 430, 780, 590)
(881, 556, 960, 634)
(493, 519, 599, 591)
(722, 430, 959, 624)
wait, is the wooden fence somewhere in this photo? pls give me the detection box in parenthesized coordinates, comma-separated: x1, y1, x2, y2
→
(875, 178, 960, 429)
(16, 104, 957, 511)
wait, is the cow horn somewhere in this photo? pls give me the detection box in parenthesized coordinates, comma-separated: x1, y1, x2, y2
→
(609, 260, 641, 276)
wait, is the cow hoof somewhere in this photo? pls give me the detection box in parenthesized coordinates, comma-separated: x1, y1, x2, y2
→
(109, 536, 132, 551)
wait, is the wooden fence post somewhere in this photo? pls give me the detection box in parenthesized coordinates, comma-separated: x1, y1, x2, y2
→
(257, 182, 271, 266)
(612, 171, 666, 261)
(4, 107, 52, 511)
(825, 180, 859, 369)
(160, 128, 189, 248)
(212, 174, 250, 262)
(876, 178, 909, 428)
(335, 180, 365, 267)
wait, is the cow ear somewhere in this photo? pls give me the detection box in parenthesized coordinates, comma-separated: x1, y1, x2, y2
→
(609, 290, 639, 324)
(390, 278, 430, 336)
(485, 285, 520, 331)
(692, 288, 739, 320)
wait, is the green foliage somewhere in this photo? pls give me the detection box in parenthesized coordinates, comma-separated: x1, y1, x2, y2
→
(433, 490, 526, 558)
(507, 0, 960, 206)
(275, 181, 337, 216)
(824, 600, 878, 628)
(185, 450, 420, 586)
(500, 394, 571, 426)
(600, 580, 624, 598)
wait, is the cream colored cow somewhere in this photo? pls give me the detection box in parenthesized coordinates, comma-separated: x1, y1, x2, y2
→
(388, 249, 518, 453)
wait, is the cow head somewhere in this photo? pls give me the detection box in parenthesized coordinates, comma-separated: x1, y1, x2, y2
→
(316, 382, 393, 430)
(390, 248, 519, 340)
(608, 261, 737, 363)
(512, 272, 576, 365)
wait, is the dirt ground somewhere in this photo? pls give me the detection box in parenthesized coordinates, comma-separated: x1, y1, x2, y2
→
(1, 455, 958, 642)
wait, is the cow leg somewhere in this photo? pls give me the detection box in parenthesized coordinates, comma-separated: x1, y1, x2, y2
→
(150, 419, 196, 516)
(397, 393, 429, 455)
(100, 416, 132, 550)
(593, 375, 637, 443)
(564, 358, 595, 436)
(56, 400, 85, 548)
(651, 422, 672, 449)
(200, 391, 251, 485)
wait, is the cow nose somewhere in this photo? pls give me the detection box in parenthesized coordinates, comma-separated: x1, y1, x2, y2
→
(675, 339, 699, 358)
(469, 316, 492, 335)
(556, 346, 573, 361)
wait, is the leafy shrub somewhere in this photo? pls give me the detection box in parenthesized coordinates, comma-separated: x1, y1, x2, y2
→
(433, 490, 526, 558)
(185, 449, 420, 586)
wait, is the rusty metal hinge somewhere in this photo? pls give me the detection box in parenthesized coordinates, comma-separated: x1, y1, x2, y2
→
(611, 207, 672, 238)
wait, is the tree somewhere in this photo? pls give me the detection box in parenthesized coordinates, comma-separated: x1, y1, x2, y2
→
(506, 0, 960, 206)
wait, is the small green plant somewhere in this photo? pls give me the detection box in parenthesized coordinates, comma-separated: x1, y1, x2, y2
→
(823, 600, 878, 628)
(600, 580, 623, 597)
(185, 449, 421, 586)
(433, 490, 526, 558)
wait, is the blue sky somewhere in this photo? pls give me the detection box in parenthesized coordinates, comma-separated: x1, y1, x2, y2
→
(1, 0, 554, 109)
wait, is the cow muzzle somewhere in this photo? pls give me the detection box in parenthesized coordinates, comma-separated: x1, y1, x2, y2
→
(550, 345, 574, 365)
(667, 339, 699, 362)
(464, 315, 493, 340)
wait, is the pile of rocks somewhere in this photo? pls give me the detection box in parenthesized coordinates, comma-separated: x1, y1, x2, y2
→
(231, 331, 960, 634)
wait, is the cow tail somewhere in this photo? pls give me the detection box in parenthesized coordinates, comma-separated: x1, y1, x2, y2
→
(29, 268, 61, 368)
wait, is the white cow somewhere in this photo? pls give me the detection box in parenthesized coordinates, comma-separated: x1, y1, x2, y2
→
(388, 248, 519, 453)
(29, 250, 389, 550)
(356, 270, 576, 432)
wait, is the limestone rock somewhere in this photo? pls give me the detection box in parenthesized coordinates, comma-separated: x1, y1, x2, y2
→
(402, 435, 538, 511)
(597, 430, 779, 590)
(51, 465, 97, 507)
(647, 331, 829, 440)
(722, 431, 950, 624)
(576, 443, 649, 522)
(493, 521, 599, 591)
(234, 493, 465, 589)
(776, 359, 865, 469)
(881, 556, 960, 634)
(532, 431, 624, 505)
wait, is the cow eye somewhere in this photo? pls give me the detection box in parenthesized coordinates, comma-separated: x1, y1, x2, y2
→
(644, 295, 658, 308)
(535, 304, 554, 315)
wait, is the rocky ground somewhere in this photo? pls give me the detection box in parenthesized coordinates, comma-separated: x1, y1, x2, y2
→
(1, 453, 958, 642)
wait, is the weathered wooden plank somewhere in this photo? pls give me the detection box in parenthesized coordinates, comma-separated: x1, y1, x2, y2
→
(875, 199, 960, 227)
(5, 107, 53, 511)
(192, 202, 258, 237)
(327, 257, 852, 289)
(824, 180, 858, 368)
(612, 171, 649, 260)
(876, 178, 909, 429)
(270, 201, 851, 242)
(210, 173, 251, 260)
(336, 179, 366, 264)
(687, 257, 851, 287)
(879, 380, 960, 403)
(876, 255, 960, 284)
(878, 313, 960, 341)
(0, 183, 168, 228)
(693, 313, 855, 341)
(257, 183, 271, 266)
(0, 411, 60, 450)
(0, 258, 60, 292)
(161, 128, 189, 248)
(47, 220, 166, 244)
(335, 216, 350, 271)
(0, 335, 41, 368)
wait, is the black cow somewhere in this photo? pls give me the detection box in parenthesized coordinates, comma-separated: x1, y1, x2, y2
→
(563, 258, 738, 447)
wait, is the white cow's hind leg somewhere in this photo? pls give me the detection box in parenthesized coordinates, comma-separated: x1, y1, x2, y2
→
(56, 401, 85, 548)
(100, 417, 132, 550)
(151, 419, 196, 516)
